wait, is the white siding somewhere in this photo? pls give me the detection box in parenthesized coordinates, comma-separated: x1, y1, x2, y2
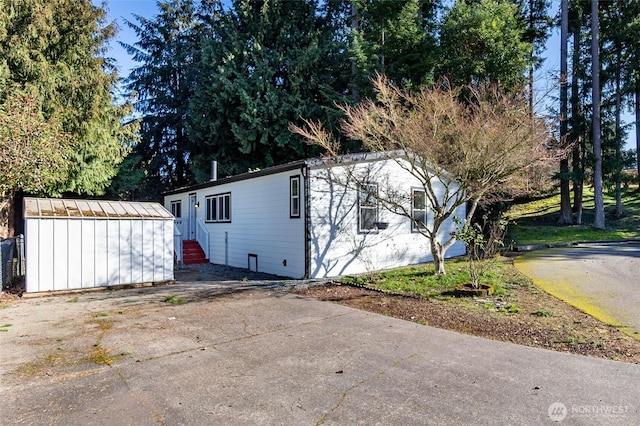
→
(165, 170, 307, 278)
(163, 193, 189, 238)
(307, 158, 466, 278)
(164, 155, 466, 280)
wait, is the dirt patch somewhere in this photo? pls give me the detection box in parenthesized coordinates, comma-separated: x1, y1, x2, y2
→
(294, 282, 640, 364)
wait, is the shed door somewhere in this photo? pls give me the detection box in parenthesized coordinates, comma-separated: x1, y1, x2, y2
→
(189, 194, 197, 240)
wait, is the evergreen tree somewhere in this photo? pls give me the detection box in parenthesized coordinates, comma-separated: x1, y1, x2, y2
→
(349, 0, 440, 97)
(513, 0, 553, 110)
(569, 1, 588, 224)
(438, 0, 532, 93)
(591, 0, 605, 230)
(0, 0, 135, 196)
(187, 0, 349, 178)
(121, 0, 216, 197)
(558, 0, 573, 224)
(626, 1, 640, 178)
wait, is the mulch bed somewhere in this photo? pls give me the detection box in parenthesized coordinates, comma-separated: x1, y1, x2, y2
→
(294, 282, 640, 364)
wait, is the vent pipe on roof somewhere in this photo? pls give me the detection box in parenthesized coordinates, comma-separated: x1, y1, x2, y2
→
(211, 160, 217, 181)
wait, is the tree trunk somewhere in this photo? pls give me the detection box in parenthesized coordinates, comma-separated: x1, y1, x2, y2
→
(636, 82, 640, 182)
(558, 0, 573, 225)
(528, 0, 535, 114)
(591, 0, 605, 230)
(431, 239, 446, 276)
(614, 41, 622, 219)
(0, 192, 16, 239)
(571, 11, 583, 224)
(429, 197, 481, 277)
(350, 1, 360, 104)
(558, 159, 573, 224)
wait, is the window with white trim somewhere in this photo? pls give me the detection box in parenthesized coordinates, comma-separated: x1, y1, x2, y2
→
(206, 193, 231, 222)
(412, 189, 428, 232)
(358, 184, 378, 232)
(290, 175, 300, 218)
(170, 200, 182, 218)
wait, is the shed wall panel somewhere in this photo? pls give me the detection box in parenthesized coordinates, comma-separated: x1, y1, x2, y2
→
(131, 220, 144, 284)
(119, 220, 133, 285)
(82, 220, 95, 289)
(107, 220, 119, 286)
(38, 220, 55, 292)
(67, 220, 82, 289)
(142, 221, 155, 283)
(53, 220, 69, 290)
(25, 220, 39, 292)
(153, 221, 165, 281)
(94, 220, 109, 287)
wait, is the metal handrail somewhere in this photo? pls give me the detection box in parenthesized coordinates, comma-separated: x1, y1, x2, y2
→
(174, 218, 184, 236)
(173, 222, 183, 265)
(195, 217, 210, 260)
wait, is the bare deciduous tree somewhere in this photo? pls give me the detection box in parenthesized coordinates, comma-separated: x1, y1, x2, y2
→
(291, 75, 560, 275)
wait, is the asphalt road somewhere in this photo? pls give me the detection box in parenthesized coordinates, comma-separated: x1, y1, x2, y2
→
(1, 272, 639, 425)
(515, 242, 640, 339)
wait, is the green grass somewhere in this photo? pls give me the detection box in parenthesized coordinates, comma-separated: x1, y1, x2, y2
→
(336, 186, 638, 302)
(163, 295, 186, 304)
(341, 258, 525, 298)
(505, 186, 640, 246)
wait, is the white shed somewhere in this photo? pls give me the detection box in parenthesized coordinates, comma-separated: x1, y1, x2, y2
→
(23, 198, 174, 293)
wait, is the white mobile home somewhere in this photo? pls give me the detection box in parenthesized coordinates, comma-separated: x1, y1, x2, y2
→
(164, 152, 465, 279)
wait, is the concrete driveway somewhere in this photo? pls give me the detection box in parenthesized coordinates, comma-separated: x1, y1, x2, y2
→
(1, 273, 639, 425)
(515, 242, 640, 339)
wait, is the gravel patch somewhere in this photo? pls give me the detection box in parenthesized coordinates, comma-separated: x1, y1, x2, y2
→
(177, 263, 329, 291)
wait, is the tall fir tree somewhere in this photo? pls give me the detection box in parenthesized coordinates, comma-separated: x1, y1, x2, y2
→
(349, 0, 440, 97)
(187, 0, 349, 178)
(513, 0, 552, 110)
(121, 0, 216, 198)
(438, 0, 532, 93)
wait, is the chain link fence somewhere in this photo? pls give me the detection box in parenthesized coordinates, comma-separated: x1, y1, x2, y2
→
(1, 234, 25, 290)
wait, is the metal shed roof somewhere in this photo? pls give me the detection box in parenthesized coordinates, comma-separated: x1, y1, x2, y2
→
(23, 198, 173, 219)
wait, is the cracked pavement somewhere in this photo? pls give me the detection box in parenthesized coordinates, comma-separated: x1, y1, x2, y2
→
(1, 273, 639, 425)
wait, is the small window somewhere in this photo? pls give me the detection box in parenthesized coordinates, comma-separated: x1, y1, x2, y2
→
(412, 189, 428, 232)
(171, 201, 181, 218)
(206, 193, 231, 222)
(358, 184, 378, 233)
(290, 175, 300, 218)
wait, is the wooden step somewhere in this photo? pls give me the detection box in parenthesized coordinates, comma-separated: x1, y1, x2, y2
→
(182, 240, 208, 264)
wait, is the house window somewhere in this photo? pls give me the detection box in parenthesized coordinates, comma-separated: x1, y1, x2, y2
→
(412, 189, 428, 232)
(170, 200, 182, 218)
(206, 193, 231, 222)
(358, 184, 378, 232)
(290, 175, 301, 218)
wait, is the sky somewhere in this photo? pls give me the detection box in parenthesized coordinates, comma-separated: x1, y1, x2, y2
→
(95, 0, 635, 151)
(96, 0, 157, 77)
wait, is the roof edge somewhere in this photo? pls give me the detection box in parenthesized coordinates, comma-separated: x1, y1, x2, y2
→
(162, 151, 412, 196)
(163, 160, 308, 196)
